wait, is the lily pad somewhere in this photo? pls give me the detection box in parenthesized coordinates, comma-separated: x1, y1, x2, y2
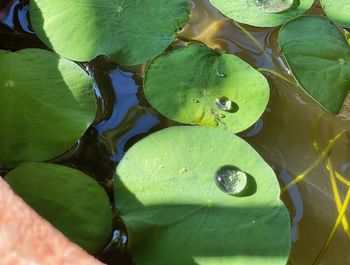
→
(144, 44, 269, 133)
(279, 16, 350, 114)
(30, 0, 190, 66)
(321, 0, 350, 28)
(0, 49, 96, 168)
(5, 162, 113, 254)
(115, 126, 291, 265)
(208, 0, 313, 27)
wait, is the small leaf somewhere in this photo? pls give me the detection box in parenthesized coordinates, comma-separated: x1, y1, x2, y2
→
(0, 49, 96, 168)
(321, 0, 350, 28)
(279, 16, 350, 114)
(208, 0, 313, 27)
(30, 0, 190, 66)
(144, 44, 269, 133)
(115, 126, 291, 265)
(5, 162, 113, 254)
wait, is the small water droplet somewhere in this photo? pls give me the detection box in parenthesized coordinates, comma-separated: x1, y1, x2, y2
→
(180, 168, 187, 174)
(217, 114, 225, 118)
(215, 165, 248, 195)
(216, 71, 226, 78)
(215, 96, 235, 112)
(117, 6, 124, 13)
(192, 99, 199, 103)
(255, 0, 294, 14)
(210, 148, 214, 152)
(338, 58, 346, 65)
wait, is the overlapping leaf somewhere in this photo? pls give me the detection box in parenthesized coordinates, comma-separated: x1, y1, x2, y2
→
(321, 0, 350, 28)
(0, 49, 96, 168)
(5, 162, 113, 253)
(115, 126, 291, 265)
(30, 0, 190, 65)
(279, 16, 350, 114)
(144, 44, 269, 133)
(208, 0, 313, 27)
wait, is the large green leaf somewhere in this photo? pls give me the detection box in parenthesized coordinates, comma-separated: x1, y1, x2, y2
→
(5, 162, 113, 253)
(208, 0, 313, 27)
(321, 0, 350, 28)
(115, 126, 291, 265)
(279, 16, 350, 114)
(0, 49, 96, 168)
(30, 0, 190, 66)
(144, 44, 269, 133)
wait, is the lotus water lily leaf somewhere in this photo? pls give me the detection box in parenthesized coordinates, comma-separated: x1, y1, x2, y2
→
(30, 0, 190, 66)
(144, 44, 269, 133)
(115, 126, 291, 265)
(321, 0, 350, 28)
(0, 49, 96, 168)
(279, 16, 350, 114)
(208, 0, 313, 27)
(5, 162, 113, 253)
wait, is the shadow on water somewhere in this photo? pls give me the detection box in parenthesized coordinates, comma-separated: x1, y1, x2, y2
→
(112, 181, 291, 265)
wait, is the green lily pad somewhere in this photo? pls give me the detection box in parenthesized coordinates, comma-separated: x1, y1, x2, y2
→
(279, 16, 350, 114)
(115, 126, 291, 265)
(30, 0, 190, 66)
(321, 0, 350, 28)
(144, 44, 269, 133)
(5, 162, 112, 253)
(208, 0, 313, 27)
(0, 49, 96, 168)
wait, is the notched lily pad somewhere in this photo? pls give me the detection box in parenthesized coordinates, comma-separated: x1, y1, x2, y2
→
(115, 126, 291, 265)
(144, 44, 269, 133)
(30, 0, 190, 65)
(321, 0, 350, 28)
(5, 162, 113, 254)
(0, 49, 96, 168)
(279, 16, 350, 114)
(208, 0, 313, 27)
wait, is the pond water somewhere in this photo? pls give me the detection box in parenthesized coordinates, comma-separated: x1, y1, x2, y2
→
(1, 0, 350, 264)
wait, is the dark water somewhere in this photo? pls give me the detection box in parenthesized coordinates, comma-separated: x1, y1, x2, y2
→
(1, 0, 350, 264)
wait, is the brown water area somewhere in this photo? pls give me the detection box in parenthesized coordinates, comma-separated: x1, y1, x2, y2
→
(1, 0, 350, 265)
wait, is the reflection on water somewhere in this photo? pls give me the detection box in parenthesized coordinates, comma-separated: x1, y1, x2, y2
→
(1, 0, 350, 264)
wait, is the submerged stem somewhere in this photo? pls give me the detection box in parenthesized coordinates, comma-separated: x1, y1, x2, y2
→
(281, 130, 345, 193)
(312, 187, 350, 265)
(231, 20, 266, 55)
(257, 68, 294, 84)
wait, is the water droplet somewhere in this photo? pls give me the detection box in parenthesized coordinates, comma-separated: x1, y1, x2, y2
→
(217, 114, 225, 118)
(192, 99, 199, 103)
(180, 168, 187, 174)
(255, 0, 294, 14)
(215, 165, 248, 195)
(117, 6, 124, 13)
(207, 200, 214, 208)
(215, 96, 235, 112)
(216, 71, 226, 78)
(338, 58, 346, 65)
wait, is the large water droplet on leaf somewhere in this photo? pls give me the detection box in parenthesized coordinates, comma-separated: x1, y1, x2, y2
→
(255, 0, 295, 13)
(215, 165, 248, 195)
(215, 96, 237, 112)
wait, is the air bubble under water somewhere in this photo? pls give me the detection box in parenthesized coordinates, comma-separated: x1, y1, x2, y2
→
(215, 165, 248, 195)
